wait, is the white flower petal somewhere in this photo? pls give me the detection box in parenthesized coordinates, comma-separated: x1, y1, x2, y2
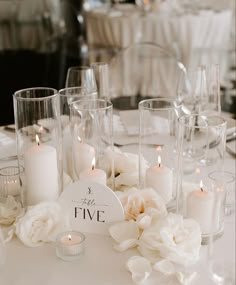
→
(126, 256, 152, 284)
(109, 220, 140, 243)
(153, 259, 176, 275)
(114, 239, 138, 252)
(175, 271, 197, 285)
(136, 213, 152, 229)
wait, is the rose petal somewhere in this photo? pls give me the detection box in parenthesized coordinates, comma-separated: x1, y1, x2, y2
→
(109, 220, 140, 243)
(175, 271, 197, 285)
(114, 239, 138, 252)
(136, 213, 152, 229)
(153, 259, 176, 275)
(126, 256, 152, 284)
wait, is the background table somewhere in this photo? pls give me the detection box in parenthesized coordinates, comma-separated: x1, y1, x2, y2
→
(86, 5, 233, 81)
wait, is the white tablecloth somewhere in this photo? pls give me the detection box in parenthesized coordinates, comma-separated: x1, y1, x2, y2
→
(0, 119, 235, 285)
(86, 5, 233, 70)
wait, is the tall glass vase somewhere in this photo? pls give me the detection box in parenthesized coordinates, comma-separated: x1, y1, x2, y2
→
(139, 98, 182, 210)
(69, 99, 114, 188)
(177, 114, 226, 243)
(13, 87, 62, 206)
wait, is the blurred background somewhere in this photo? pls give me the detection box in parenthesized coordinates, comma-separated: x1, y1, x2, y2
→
(0, 0, 235, 125)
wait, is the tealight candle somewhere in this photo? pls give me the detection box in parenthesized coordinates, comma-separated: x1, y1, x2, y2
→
(145, 155, 173, 203)
(73, 137, 96, 179)
(24, 135, 59, 205)
(186, 180, 216, 234)
(79, 158, 107, 185)
(56, 231, 85, 261)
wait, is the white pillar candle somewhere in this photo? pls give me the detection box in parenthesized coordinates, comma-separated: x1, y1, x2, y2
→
(73, 137, 95, 179)
(186, 181, 216, 234)
(145, 155, 173, 203)
(79, 158, 107, 185)
(24, 135, 59, 205)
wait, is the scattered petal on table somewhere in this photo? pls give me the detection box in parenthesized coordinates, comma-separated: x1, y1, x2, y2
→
(109, 220, 140, 243)
(126, 256, 152, 284)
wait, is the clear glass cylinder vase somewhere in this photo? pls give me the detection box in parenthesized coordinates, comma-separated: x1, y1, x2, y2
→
(69, 99, 113, 187)
(13, 87, 63, 206)
(139, 98, 182, 210)
(177, 114, 226, 243)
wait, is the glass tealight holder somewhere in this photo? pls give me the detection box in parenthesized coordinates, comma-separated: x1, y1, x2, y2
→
(177, 114, 226, 243)
(13, 87, 63, 206)
(56, 231, 85, 262)
(59, 87, 97, 181)
(139, 98, 182, 210)
(69, 99, 113, 187)
(208, 171, 235, 218)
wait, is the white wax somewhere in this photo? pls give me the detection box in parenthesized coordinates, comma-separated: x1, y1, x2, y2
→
(79, 168, 107, 185)
(24, 144, 59, 205)
(73, 141, 95, 179)
(186, 188, 216, 234)
(59, 234, 84, 256)
(145, 165, 173, 203)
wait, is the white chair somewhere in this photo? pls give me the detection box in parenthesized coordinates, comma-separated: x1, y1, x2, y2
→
(109, 42, 187, 109)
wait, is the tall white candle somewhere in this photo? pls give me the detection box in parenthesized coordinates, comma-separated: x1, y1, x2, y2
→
(73, 137, 95, 179)
(145, 155, 173, 203)
(186, 181, 216, 234)
(24, 135, 59, 205)
(79, 158, 107, 185)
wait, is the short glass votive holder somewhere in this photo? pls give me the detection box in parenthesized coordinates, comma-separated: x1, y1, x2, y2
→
(139, 98, 181, 210)
(177, 114, 227, 243)
(56, 231, 85, 262)
(208, 171, 235, 218)
(0, 165, 24, 200)
(69, 99, 113, 187)
(13, 87, 63, 206)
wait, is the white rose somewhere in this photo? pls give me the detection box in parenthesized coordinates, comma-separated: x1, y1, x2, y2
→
(138, 213, 201, 266)
(117, 188, 167, 226)
(98, 148, 148, 190)
(15, 201, 70, 247)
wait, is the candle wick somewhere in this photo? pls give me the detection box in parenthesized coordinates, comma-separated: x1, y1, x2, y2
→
(200, 187, 203, 192)
(158, 163, 161, 168)
(92, 165, 95, 171)
(37, 141, 40, 146)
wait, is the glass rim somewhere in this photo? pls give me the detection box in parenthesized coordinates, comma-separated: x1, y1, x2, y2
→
(90, 62, 108, 67)
(0, 165, 24, 176)
(59, 86, 95, 96)
(67, 66, 92, 72)
(70, 98, 113, 111)
(179, 114, 227, 129)
(208, 170, 235, 183)
(56, 231, 85, 244)
(13, 87, 58, 101)
(138, 97, 181, 111)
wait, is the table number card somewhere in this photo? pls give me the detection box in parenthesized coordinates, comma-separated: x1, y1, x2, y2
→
(59, 181, 124, 235)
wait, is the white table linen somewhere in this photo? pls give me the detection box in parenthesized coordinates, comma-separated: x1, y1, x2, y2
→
(86, 5, 233, 70)
(0, 116, 235, 285)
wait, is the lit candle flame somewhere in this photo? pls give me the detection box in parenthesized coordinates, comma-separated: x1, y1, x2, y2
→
(195, 168, 200, 174)
(92, 158, 95, 171)
(77, 136, 82, 143)
(200, 180, 203, 192)
(36, 134, 40, 146)
(156, 145, 162, 152)
(158, 155, 161, 167)
(68, 234, 72, 241)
